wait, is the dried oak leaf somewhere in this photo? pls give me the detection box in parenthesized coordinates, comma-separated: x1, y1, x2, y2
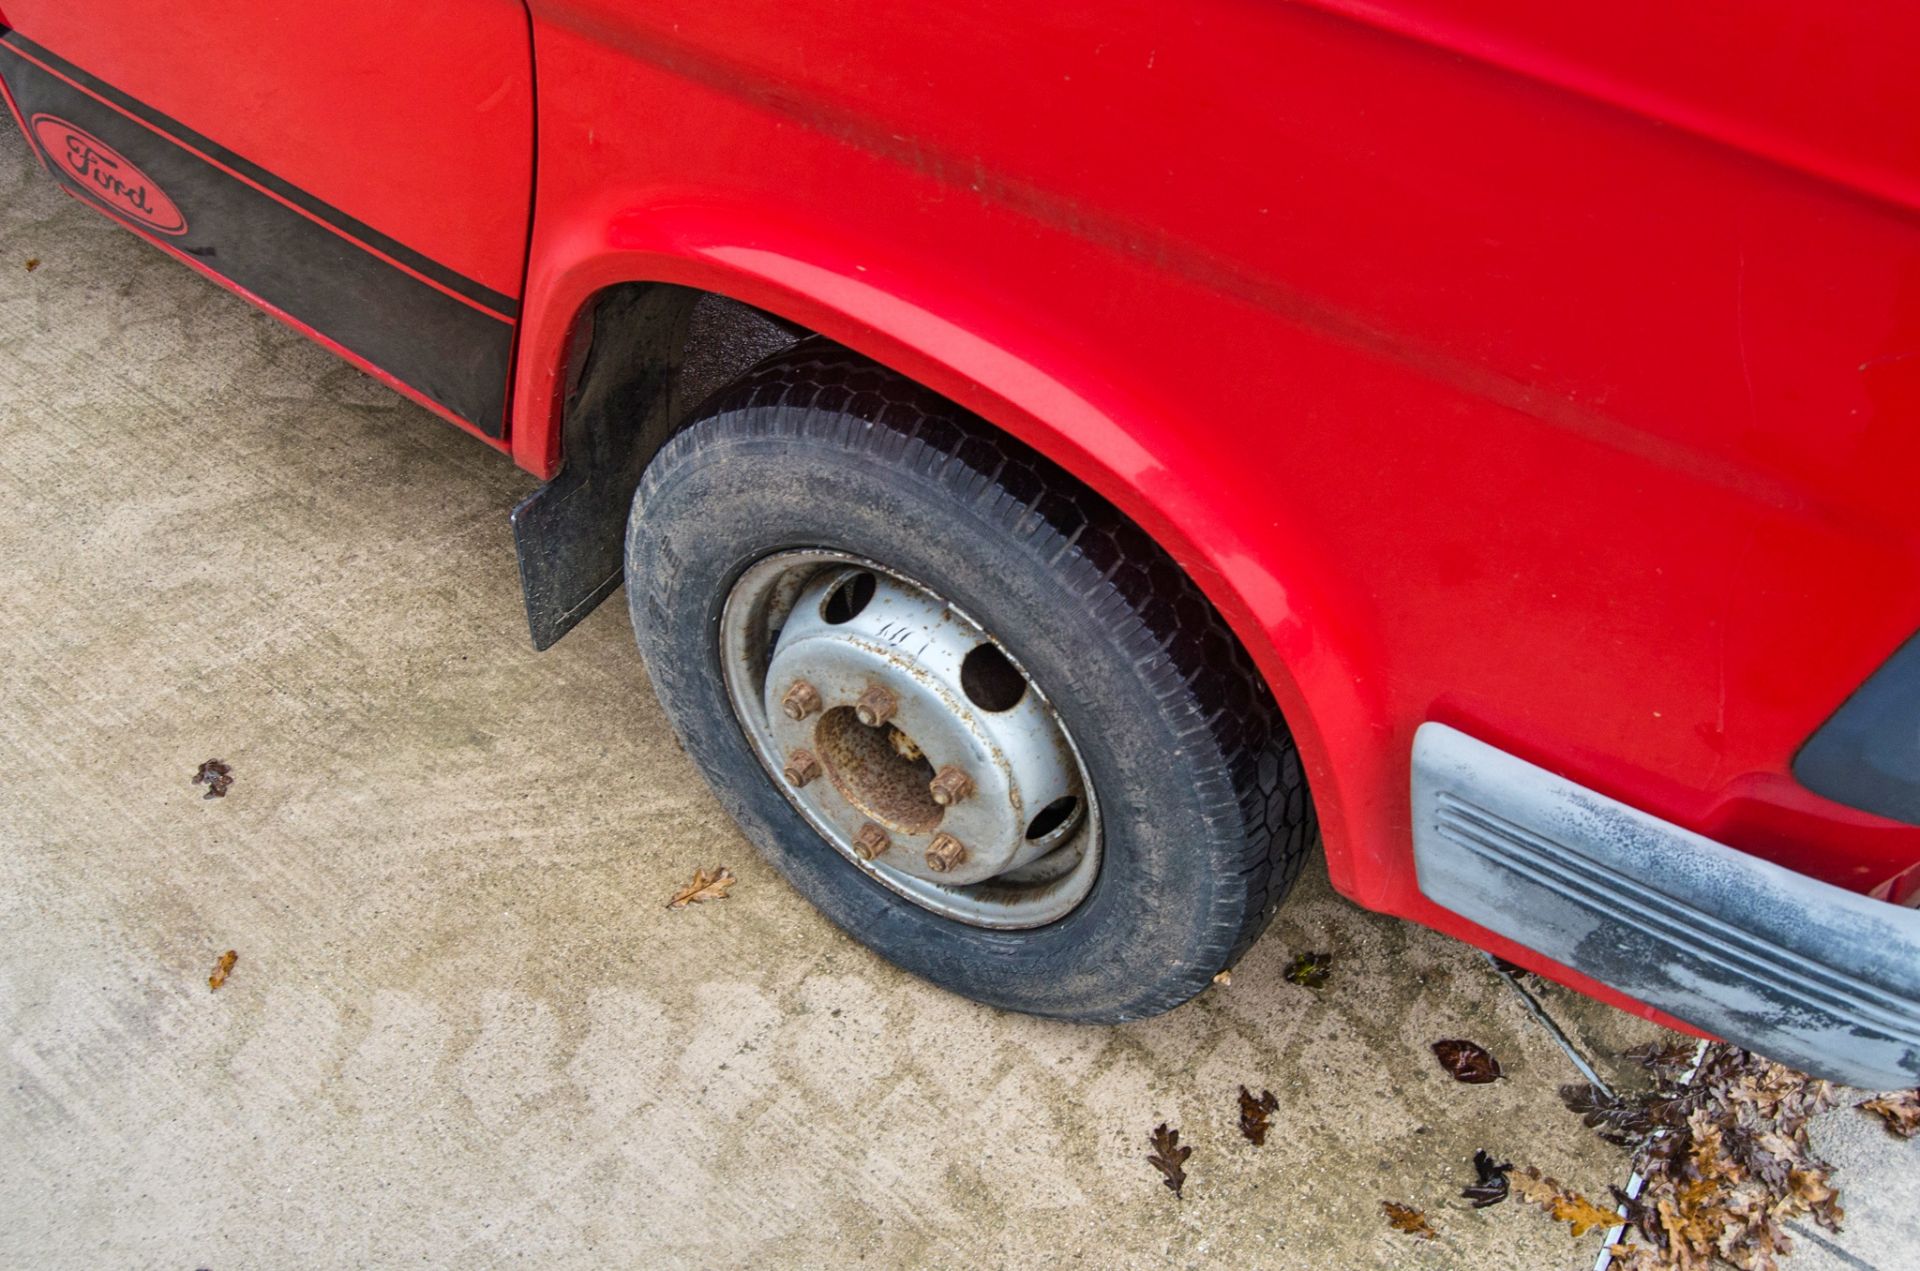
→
(666, 865, 736, 909)
(1283, 951, 1332, 988)
(1560, 1081, 1656, 1146)
(1510, 1167, 1618, 1238)
(1147, 1122, 1191, 1198)
(1859, 1089, 1920, 1138)
(1625, 1040, 1701, 1077)
(1237, 1086, 1278, 1146)
(1603, 1239, 1673, 1271)
(208, 949, 238, 991)
(193, 759, 234, 799)
(1461, 1149, 1513, 1208)
(1382, 1201, 1438, 1240)
(1432, 1038, 1503, 1083)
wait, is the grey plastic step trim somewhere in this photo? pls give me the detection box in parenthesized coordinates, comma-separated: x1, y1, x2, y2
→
(1411, 722, 1920, 1088)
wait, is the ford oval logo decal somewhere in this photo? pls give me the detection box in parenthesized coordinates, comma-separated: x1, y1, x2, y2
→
(32, 114, 188, 236)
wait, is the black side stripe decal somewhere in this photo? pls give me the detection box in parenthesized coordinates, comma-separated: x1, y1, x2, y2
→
(0, 31, 515, 434)
(0, 27, 519, 320)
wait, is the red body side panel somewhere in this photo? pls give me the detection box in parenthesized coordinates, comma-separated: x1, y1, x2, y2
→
(0, 3, 532, 437)
(6, 1, 1919, 1026)
(5, 0, 534, 297)
(507, 1, 1920, 1024)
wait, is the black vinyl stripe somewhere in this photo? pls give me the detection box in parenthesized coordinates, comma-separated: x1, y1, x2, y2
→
(0, 36, 514, 433)
(0, 27, 519, 319)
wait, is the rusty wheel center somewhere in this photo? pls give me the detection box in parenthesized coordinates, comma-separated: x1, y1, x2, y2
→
(720, 551, 1101, 929)
(814, 706, 942, 834)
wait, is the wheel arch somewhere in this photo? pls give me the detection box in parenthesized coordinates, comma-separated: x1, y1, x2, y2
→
(506, 206, 1390, 904)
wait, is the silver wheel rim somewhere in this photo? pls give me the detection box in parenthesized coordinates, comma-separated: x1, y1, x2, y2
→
(720, 550, 1102, 928)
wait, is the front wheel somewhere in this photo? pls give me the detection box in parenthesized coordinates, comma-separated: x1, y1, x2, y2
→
(625, 343, 1314, 1021)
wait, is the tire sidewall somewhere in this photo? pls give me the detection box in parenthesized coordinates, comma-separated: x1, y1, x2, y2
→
(629, 416, 1246, 1021)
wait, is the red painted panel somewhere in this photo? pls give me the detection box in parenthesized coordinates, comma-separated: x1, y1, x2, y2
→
(1297, 0, 1920, 211)
(4, 0, 533, 297)
(8, 0, 1920, 1030)
(512, 0, 1920, 986)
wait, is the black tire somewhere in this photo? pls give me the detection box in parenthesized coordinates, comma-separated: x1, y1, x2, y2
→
(625, 341, 1315, 1021)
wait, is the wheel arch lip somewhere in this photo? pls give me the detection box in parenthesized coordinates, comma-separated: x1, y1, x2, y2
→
(507, 199, 1389, 898)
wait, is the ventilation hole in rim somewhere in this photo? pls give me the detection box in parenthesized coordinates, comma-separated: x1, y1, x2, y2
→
(960, 642, 1026, 711)
(821, 571, 877, 624)
(1025, 795, 1081, 842)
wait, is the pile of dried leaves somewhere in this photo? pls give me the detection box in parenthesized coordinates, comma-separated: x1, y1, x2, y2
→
(1561, 1042, 1844, 1269)
(1380, 1041, 1868, 1265)
(1155, 958, 1907, 1268)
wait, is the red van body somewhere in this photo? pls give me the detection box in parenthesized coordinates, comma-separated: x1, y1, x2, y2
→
(6, 2, 1918, 1080)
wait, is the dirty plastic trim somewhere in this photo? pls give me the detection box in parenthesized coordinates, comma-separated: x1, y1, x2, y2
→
(1411, 722, 1920, 1088)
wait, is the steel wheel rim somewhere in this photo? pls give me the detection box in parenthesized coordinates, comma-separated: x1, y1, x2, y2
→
(720, 549, 1103, 929)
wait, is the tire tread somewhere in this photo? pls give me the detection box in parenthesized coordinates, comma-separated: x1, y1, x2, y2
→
(651, 341, 1314, 1000)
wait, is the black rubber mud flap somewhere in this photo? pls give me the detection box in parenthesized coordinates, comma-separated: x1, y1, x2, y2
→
(511, 476, 626, 651)
(510, 287, 699, 650)
(511, 286, 805, 650)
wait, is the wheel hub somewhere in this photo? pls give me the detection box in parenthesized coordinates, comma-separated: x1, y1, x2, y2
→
(721, 552, 1099, 927)
(764, 566, 1082, 884)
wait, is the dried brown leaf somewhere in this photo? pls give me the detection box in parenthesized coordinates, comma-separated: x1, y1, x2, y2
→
(1237, 1086, 1278, 1145)
(1283, 951, 1331, 988)
(1146, 1123, 1191, 1198)
(1431, 1038, 1503, 1083)
(1560, 1081, 1656, 1145)
(1625, 1040, 1701, 1077)
(1381, 1201, 1437, 1240)
(666, 865, 737, 909)
(193, 759, 234, 799)
(208, 949, 238, 991)
(25, 258, 40, 272)
(1461, 1149, 1513, 1208)
(1603, 1240, 1667, 1271)
(1858, 1089, 1920, 1139)
(1510, 1167, 1617, 1237)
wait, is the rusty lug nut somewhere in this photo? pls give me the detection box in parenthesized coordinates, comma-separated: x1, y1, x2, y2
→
(927, 765, 975, 806)
(782, 749, 822, 787)
(854, 684, 899, 728)
(854, 822, 891, 860)
(925, 832, 968, 873)
(780, 680, 822, 721)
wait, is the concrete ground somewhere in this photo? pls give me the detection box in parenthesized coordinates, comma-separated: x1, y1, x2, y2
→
(1786, 1106, 1919, 1271)
(0, 129, 1910, 1270)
